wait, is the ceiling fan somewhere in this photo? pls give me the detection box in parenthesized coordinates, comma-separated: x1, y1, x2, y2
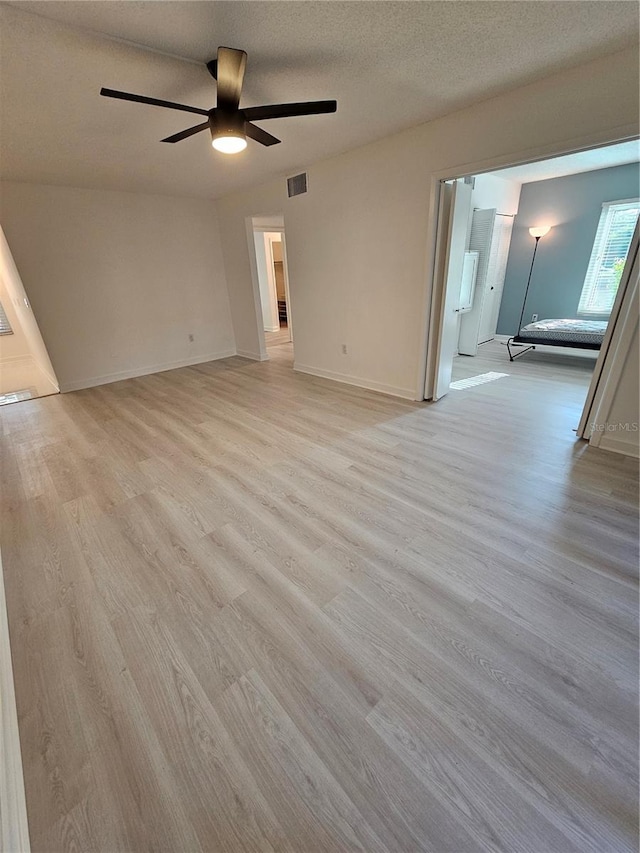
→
(100, 46, 337, 154)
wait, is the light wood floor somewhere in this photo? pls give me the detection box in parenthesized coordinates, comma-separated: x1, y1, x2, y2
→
(264, 324, 291, 347)
(1, 337, 638, 852)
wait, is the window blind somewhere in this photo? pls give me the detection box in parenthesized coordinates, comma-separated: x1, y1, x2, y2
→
(0, 300, 13, 335)
(578, 199, 640, 316)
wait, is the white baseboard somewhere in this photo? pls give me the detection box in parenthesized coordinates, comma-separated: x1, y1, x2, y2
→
(236, 350, 270, 361)
(597, 433, 640, 459)
(59, 349, 238, 392)
(293, 362, 415, 400)
(0, 552, 31, 853)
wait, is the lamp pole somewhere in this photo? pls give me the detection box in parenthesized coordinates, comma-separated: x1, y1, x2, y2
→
(518, 235, 541, 334)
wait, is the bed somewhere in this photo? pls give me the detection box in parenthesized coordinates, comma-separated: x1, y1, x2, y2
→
(506, 318, 607, 361)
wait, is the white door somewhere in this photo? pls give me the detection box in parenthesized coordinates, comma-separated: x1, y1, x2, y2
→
(429, 179, 474, 400)
(458, 208, 496, 356)
(477, 216, 513, 344)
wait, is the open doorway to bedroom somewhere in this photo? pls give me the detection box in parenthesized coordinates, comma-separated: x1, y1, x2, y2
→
(426, 139, 639, 443)
(250, 215, 293, 363)
(0, 227, 59, 405)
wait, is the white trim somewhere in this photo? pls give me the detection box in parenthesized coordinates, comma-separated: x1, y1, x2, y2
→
(279, 232, 293, 343)
(59, 349, 238, 392)
(294, 361, 415, 400)
(264, 233, 282, 334)
(236, 350, 270, 361)
(597, 433, 640, 458)
(432, 124, 639, 186)
(0, 552, 31, 853)
(577, 198, 639, 316)
(245, 217, 270, 361)
(602, 198, 639, 208)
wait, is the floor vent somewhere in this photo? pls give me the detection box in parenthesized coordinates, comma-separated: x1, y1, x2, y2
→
(287, 172, 308, 197)
(450, 371, 508, 390)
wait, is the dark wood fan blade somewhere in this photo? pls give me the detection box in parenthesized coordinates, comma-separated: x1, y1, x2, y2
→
(243, 100, 337, 121)
(100, 88, 209, 116)
(216, 47, 247, 111)
(245, 123, 281, 147)
(161, 121, 210, 143)
(206, 60, 217, 80)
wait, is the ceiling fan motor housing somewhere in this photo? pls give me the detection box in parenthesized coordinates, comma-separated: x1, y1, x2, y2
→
(209, 109, 245, 141)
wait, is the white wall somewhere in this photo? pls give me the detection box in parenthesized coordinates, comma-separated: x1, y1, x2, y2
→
(0, 183, 235, 391)
(217, 47, 639, 399)
(1, 227, 58, 381)
(471, 174, 522, 216)
(1, 226, 59, 396)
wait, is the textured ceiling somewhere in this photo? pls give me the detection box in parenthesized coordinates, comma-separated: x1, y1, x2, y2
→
(1, 1, 638, 199)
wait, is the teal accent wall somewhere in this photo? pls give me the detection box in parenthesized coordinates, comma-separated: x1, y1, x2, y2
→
(497, 161, 640, 335)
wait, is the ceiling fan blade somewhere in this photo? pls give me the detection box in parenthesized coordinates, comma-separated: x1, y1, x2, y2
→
(100, 88, 209, 116)
(161, 121, 210, 143)
(243, 100, 337, 121)
(216, 47, 247, 111)
(245, 123, 281, 147)
(206, 59, 217, 80)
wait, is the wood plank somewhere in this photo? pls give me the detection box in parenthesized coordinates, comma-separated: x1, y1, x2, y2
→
(0, 339, 637, 851)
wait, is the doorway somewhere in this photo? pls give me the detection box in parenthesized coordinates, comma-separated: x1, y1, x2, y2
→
(425, 139, 639, 443)
(0, 227, 58, 405)
(250, 215, 293, 361)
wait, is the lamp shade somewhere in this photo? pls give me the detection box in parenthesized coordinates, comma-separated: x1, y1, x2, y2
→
(529, 226, 551, 238)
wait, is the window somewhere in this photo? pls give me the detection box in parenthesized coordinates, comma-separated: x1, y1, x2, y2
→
(0, 300, 13, 335)
(578, 199, 640, 316)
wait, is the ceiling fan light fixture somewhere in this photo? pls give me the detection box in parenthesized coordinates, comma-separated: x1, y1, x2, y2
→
(209, 110, 247, 154)
(101, 46, 336, 154)
(211, 133, 247, 154)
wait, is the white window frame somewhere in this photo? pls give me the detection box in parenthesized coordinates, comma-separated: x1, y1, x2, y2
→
(578, 198, 640, 317)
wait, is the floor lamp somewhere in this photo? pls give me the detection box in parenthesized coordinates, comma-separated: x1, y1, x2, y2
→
(517, 225, 551, 333)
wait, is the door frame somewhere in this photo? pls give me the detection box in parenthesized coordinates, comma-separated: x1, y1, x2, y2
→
(418, 125, 639, 401)
(577, 223, 639, 447)
(246, 216, 293, 358)
(428, 179, 474, 400)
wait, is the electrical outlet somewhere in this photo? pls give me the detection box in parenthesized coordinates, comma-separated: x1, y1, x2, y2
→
(188, 334, 194, 342)
(341, 344, 348, 355)
(531, 313, 539, 322)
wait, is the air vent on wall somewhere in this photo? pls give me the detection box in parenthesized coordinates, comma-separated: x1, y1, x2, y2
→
(0, 300, 13, 335)
(287, 172, 308, 198)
